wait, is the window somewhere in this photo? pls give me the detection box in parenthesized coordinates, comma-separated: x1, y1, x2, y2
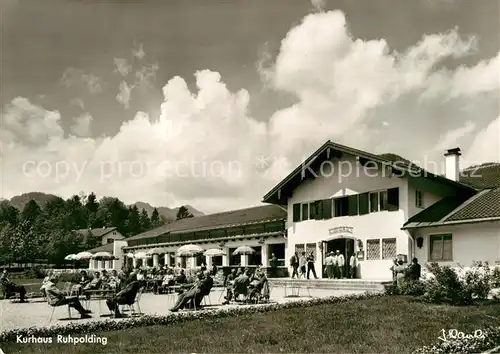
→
(387, 188, 399, 211)
(382, 238, 396, 259)
(366, 239, 381, 260)
(369, 192, 379, 213)
(379, 190, 388, 211)
(302, 203, 309, 221)
(309, 200, 323, 220)
(415, 190, 424, 208)
(334, 197, 349, 217)
(430, 234, 453, 261)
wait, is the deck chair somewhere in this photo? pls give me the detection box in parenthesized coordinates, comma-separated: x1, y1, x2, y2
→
(121, 286, 144, 315)
(45, 293, 72, 322)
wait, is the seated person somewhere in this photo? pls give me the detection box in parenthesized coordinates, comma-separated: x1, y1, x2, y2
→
(136, 270, 145, 281)
(82, 272, 102, 298)
(158, 269, 176, 294)
(105, 280, 144, 318)
(210, 264, 218, 276)
(175, 269, 187, 284)
(193, 271, 214, 308)
(248, 271, 269, 302)
(107, 270, 121, 291)
(222, 269, 238, 304)
(71, 270, 92, 295)
(40, 271, 54, 297)
(169, 272, 204, 312)
(1, 270, 27, 302)
(43, 274, 91, 318)
(232, 269, 250, 301)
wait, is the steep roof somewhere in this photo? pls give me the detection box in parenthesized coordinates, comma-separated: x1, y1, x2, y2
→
(262, 140, 475, 205)
(75, 227, 117, 238)
(403, 187, 500, 229)
(125, 204, 286, 241)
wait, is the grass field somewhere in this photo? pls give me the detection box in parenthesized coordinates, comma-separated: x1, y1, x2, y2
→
(2, 296, 500, 354)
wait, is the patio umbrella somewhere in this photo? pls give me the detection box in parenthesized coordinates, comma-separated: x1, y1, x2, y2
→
(75, 251, 93, 260)
(204, 248, 225, 257)
(92, 251, 117, 260)
(146, 247, 167, 255)
(125, 252, 135, 258)
(64, 254, 77, 261)
(233, 245, 255, 255)
(176, 244, 204, 257)
(134, 251, 152, 259)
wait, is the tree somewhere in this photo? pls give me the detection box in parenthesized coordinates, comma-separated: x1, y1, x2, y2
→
(139, 209, 151, 232)
(176, 206, 194, 220)
(125, 205, 141, 236)
(85, 192, 99, 228)
(151, 208, 161, 228)
(21, 200, 41, 222)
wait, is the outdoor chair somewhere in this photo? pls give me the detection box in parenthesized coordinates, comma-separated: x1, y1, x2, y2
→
(45, 293, 72, 322)
(121, 286, 144, 316)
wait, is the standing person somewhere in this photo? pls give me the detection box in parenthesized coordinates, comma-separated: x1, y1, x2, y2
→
(306, 252, 318, 279)
(390, 259, 399, 284)
(324, 252, 335, 279)
(407, 258, 421, 281)
(392, 259, 406, 288)
(269, 253, 278, 278)
(299, 252, 307, 278)
(349, 253, 358, 279)
(335, 250, 345, 279)
(290, 252, 299, 279)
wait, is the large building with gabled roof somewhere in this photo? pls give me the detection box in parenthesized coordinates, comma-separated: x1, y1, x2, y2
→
(88, 140, 499, 280)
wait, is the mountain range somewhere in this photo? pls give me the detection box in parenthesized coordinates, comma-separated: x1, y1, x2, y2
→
(0, 192, 204, 221)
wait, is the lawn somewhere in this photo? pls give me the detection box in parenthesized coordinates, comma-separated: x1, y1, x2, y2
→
(2, 296, 500, 354)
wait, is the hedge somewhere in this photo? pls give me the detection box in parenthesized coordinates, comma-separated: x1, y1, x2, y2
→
(0, 292, 383, 343)
(412, 326, 500, 354)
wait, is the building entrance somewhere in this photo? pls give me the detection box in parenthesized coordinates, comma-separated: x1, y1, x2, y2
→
(323, 237, 355, 278)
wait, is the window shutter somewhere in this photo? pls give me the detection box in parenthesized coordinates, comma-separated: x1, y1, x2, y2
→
(309, 202, 315, 219)
(387, 188, 399, 211)
(322, 199, 332, 219)
(314, 201, 323, 220)
(293, 203, 301, 222)
(348, 195, 359, 216)
(358, 193, 369, 215)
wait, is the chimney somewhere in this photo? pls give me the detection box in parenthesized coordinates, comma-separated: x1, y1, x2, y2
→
(444, 147, 461, 181)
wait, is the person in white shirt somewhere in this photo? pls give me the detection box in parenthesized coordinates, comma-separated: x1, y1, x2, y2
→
(324, 252, 335, 279)
(349, 253, 357, 278)
(335, 250, 345, 278)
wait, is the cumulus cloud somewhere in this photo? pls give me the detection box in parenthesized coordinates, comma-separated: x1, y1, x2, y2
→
(311, 0, 326, 12)
(434, 120, 476, 151)
(70, 113, 93, 137)
(116, 81, 134, 109)
(114, 58, 132, 76)
(70, 98, 85, 110)
(135, 63, 158, 88)
(61, 68, 103, 94)
(463, 117, 500, 168)
(1, 10, 499, 212)
(132, 43, 146, 60)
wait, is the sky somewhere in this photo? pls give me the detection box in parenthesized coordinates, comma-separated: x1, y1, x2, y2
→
(1, 0, 499, 213)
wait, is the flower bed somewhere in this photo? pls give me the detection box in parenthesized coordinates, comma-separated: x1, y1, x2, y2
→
(0, 292, 383, 343)
(413, 326, 500, 354)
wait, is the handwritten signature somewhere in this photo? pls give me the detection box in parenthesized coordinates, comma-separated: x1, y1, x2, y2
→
(438, 329, 485, 342)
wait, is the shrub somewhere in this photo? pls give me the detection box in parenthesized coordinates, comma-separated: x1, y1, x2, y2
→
(24, 266, 48, 279)
(399, 279, 426, 296)
(55, 272, 81, 283)
(461, 261, 492, 300)
(383, 281, 399, 295)
(413, 325, 500, 354)
(422, 263, 472, 305)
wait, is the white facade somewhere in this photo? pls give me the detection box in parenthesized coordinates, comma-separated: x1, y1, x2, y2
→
(284, 153, 464, 280)
(413, 221, 500, 267)
(101, 230, 125, 246)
